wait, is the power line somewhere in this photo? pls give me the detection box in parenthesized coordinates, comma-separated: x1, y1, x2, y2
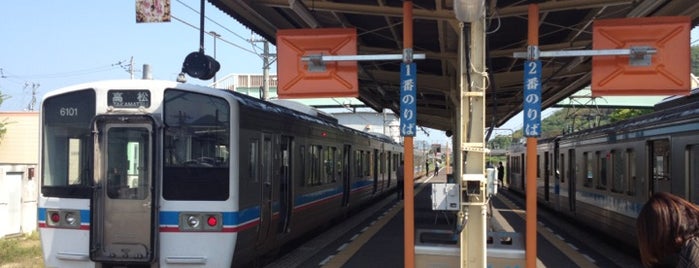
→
(171, 15, 259, 56)
(172, 0, 264, 57)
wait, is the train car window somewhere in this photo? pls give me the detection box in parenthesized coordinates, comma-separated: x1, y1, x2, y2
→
(249, 139, 259, 183)
(162, 89, 229, 201)
(596, 152, 607, 190)
(584, 152, 593, 188)
(307, 145, 321, 185)
(354, 150, 361, 178)
(627, 149, 636, 196)
(536, 155, 541, 178)
(41, 89, 96, 198)
(335, 147, 342, 182)
(688, 145, 699, 204)
(611, 150, 625, 193)
(322, 146, 333, 184)
(651, 140, 670, 182)
(262, 137, 272, 185)
(300, 145, 306, 184)
(367, 151, 373, 177)
(559, 153, 565, 183)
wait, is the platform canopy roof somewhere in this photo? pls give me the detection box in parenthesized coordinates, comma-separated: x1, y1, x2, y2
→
(209, 0, 699, 131)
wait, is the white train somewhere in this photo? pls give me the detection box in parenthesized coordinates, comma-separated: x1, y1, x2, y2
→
(37, 80, 417, 267)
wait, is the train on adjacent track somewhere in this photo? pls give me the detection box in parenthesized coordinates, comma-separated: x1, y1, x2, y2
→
(507, 90, 699, 249)
(37, 79, 423, 268)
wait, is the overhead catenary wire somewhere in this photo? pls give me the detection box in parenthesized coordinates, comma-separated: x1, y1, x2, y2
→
(173, 0, 265, 57)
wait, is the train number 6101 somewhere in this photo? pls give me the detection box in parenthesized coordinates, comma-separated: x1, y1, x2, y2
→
(59, 107, 78, 117)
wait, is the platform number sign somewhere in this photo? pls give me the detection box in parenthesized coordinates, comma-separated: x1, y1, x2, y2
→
(400, 62, 417, 136)
(523, 60, 542, 137)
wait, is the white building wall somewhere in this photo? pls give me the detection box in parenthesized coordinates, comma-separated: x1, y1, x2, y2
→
(0, 112, 39, 236)
(332, 111, 400, 142)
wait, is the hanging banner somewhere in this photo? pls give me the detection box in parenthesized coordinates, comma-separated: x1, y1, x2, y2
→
(136, 0, 171, 23)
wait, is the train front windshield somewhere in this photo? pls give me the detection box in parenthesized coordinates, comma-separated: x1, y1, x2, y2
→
(41, 89, 96, 198)
(162, 89, 231, 201)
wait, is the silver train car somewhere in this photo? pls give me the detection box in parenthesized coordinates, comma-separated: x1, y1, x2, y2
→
(507, 92, 699, 248)
(37, 80, 420, 267)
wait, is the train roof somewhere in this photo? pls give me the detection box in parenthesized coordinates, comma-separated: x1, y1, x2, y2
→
(43, 80, 400, 146)
(562, 94, 699, 140)
(653, 88, 699, 111)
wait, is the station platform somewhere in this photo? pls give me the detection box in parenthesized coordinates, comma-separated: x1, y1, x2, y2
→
(308, 168, 610, 268)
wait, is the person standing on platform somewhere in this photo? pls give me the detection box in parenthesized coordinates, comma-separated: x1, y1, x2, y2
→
(636, 192, 699, 267)
(396, 160, 404, 200)
(434, 161, 439, 176)
(497, 162, 505, 187)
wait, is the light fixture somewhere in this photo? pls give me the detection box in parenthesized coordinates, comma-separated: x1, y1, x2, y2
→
(289, 0, 319, 28)
(454, 0, 485, 23)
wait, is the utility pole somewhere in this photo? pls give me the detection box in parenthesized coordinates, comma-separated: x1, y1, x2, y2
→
(262, 40, 270, 100)
(250, 36, 276, 100)
(130, 56, 135, 79)
(24, 82, 39, 111)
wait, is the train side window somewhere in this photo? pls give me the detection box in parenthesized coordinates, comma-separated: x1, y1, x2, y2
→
(584, 152, 593, 187)
(307, 145, 321, 185)
(559, 153, 565, 183)
(334, 147, 341, 182)
(356, 150, 360, 178)
(627, 149, 636, 196)
(300, 145, 306, 185)
(536, 154, 541, 178)
(596, 151, 607, 190)
(249, 139, 259, 183)
(687, 145, 699, 204)
(611, 150, 625, 193)
(364, 151, 375, 176)
(322, 146, 333, 184)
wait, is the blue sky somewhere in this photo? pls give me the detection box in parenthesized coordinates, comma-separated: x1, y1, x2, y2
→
(1, 2, 698, 143)
(0, 1, 269, 111)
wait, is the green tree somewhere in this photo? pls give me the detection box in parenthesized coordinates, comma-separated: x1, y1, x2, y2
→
(608, 108, 653, 123)
(488, 134, 512, 149)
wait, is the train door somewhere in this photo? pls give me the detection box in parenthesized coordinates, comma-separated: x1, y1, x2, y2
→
(278, 135, 293, 234)
(256, 133, 274, 247)
(342, 145, 351, 207)
(648, 139, 671, 195)
(90, 116, 156, 264)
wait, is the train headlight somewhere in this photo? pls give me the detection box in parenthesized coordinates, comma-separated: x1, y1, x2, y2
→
(64, 212, 78, 226)
(187, 215, 200, 228)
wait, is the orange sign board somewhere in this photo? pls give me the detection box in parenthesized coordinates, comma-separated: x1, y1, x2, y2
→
(276, 28, 358, 98)
(591, 16, 690, 96)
